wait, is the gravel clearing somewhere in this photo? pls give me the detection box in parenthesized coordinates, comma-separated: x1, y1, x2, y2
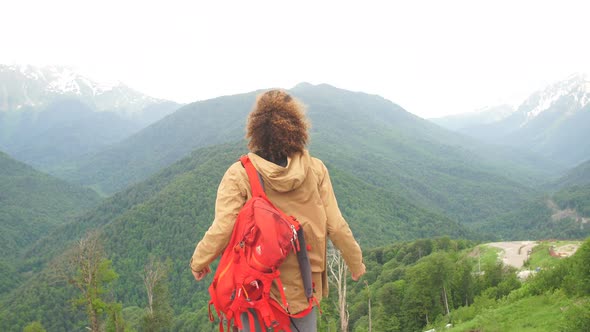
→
(487, 241, 538, 269)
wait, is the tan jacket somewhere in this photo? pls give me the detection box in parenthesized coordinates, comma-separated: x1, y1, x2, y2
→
(190, 150, 365, 313)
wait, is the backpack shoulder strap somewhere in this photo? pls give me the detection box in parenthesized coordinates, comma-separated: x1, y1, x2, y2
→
(240, 155, 265, 198)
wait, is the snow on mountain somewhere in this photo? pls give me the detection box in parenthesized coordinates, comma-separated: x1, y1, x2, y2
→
(0, 64, 163, 115)
(520, 73, 590, 125)
(11, 64, 120, 95)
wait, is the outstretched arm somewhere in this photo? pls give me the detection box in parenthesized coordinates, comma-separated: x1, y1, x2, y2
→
(190, 164, 247, 280)
(318, 163, 366, 280)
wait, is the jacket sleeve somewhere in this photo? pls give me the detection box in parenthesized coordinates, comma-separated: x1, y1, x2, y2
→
(318, 162, 365, 276)
(190, 163, 247, 272)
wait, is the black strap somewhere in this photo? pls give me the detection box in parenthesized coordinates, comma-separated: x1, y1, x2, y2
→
(296, 228, 314, 299)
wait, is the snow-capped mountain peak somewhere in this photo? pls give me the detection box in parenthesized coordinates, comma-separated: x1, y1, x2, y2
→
(1, 64, 160, 114)
(11, 64, 123, 96)
(521, 73, 589, 124)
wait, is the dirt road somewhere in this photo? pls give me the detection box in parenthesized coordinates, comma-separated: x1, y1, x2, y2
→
(487, 241, 537, 269)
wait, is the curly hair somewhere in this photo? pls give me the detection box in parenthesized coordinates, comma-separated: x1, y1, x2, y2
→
(246, 89, 310, 163)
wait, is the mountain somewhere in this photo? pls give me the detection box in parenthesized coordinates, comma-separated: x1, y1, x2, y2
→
(0, 99, 144, 169)
(553, 185, 590, 219)
(459, 74, 590, 167)
(473, 183, 590, 240)
(62, 83, 562, 226)
(0, 64, 174, 115)
(0, 150, 101, 294)
(0, 141, 472, 331)
(0, 64, 180, 171)
(430, 104, 515, 131)
(59, 90, 257, 193)
(552, 159, 590, 189)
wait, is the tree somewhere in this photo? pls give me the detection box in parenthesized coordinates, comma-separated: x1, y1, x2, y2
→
(141, 256, 173, 332)
(364, 281, 372, 332)
(106, 302, 126, 332)
(51, 230, 118, 332)
(571, 238, 590, 296)
(401, 252, 453, 331)
(451, 259, 475, 307)
(328, 246, 349, 332)
(23, 321, 46, 332)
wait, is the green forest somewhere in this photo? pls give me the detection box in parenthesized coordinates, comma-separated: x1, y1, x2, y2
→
(4, 235, 590, 332)
(474, 184, 590, 240)
(0, 141, 473, 331)
(0, 152, 100, 295)
(1, 139, 590, 331)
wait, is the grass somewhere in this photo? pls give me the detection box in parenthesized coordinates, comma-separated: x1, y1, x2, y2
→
(468, 245, 502, 271)
(446, 291, 571, 332)
(524, 240, 582, 270)
(479, 245, 502, 266)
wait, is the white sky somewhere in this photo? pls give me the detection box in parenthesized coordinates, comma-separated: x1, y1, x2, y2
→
(2, 0, 589, 118)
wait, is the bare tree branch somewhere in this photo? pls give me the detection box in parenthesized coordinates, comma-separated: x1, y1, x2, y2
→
(141, 256, 167, 316)
(328, 245, 349, 332)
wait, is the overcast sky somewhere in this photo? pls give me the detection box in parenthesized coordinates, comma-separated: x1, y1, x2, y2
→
(2, 0, 589, 118)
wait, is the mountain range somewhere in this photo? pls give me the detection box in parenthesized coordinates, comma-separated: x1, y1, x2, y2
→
(1, 64, 170, 115)
(554, 159, 590, 189)
(0, 65, 180, 171)
(436, 74, 590, 168)
(1, 68, 590, 330)
(52, 83, 565, 227)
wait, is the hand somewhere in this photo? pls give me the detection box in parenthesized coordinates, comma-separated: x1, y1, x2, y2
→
(191, 266, 211, 281)
(351, 263, 366, 281)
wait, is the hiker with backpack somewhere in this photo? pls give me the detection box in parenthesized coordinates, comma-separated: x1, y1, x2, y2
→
(190, 89, 366, 332)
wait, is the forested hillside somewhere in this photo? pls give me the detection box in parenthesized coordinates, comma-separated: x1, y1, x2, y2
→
(552, 158, 590, 189)
(0, 151, 101, 295)
(472, 184, 590, 240)
(63, 83, 560, 227)
(553, 184, 590, 218)
(62, 91, 257, 193)
(0, 100, 143, 169)
(0, 141, 472, 331)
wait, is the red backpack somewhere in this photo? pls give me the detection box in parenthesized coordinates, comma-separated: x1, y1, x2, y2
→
(208, 155, 316, 332)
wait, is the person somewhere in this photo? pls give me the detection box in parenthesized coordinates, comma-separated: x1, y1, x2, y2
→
(190, 89, 366, 331)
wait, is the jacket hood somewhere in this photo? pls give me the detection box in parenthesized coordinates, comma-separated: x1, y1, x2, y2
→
(248, 150, 311, 193)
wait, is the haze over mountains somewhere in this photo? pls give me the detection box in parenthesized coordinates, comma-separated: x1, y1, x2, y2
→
(0, 65, 181, 171)
(1, 65, 590, 330)
(434, 74, 590, 167)
(430, 104, 515, 131)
